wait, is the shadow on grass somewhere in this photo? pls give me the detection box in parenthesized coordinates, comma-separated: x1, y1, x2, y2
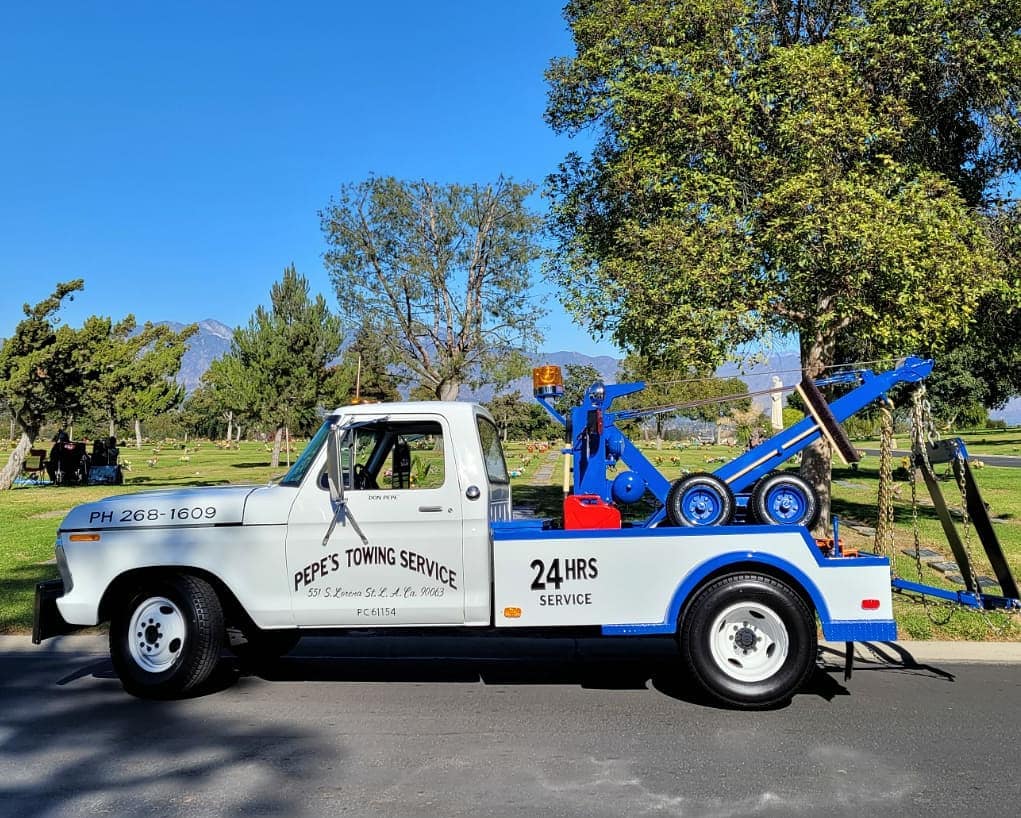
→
(123, 476, 234, 488)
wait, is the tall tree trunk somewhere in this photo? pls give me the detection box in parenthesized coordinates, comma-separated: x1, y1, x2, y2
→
(437, 380, 460, 401)
(224, 410, 233, 443)
(800, 336, 833, 535)
(109, 417, 116, 438)
(0, 428, 37, 490)
(134, 418, 143, 449)
(271, 426, 283, 468)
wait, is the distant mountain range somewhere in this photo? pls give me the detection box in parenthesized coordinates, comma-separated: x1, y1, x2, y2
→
(164, 319, 235, 392)
(164, 321, 625, 400)
(165, 319, 1021, 425)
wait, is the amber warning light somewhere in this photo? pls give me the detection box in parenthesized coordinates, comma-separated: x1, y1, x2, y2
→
(532, 365, 564, 399)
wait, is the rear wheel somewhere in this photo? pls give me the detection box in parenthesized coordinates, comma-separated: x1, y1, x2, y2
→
(680, 573, 816, 708)
(110, 573, 224, 699)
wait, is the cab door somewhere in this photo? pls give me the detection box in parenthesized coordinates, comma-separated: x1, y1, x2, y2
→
(285, 415, 465, 627)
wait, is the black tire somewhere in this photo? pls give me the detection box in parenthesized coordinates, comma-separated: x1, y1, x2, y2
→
(110, 573, 225, 699)
(749, 472, 820, 529)
(680, 573, 816, 708)
(228, 627, 301, 663)
(665, 473, 735, 527)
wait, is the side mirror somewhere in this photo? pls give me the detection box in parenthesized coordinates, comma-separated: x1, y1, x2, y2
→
(322, 421, 369, 548)
(326, 422, 345, 505)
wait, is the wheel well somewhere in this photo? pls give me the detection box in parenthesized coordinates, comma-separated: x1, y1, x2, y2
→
(99, 566, 245, 626)
(676, 561, 817, 632)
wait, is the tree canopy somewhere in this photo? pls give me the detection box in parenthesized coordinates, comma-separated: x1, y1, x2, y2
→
(546, 0, 1021, 524)
(322, 319, 401, 407)
(546, 0, 1019, 374)
(83, 316, 195, 446)
(217, 265, 343, 467)
(320, 176, 545, 400)
(0, 281, 90, 488)
(617, 354, 752, 439)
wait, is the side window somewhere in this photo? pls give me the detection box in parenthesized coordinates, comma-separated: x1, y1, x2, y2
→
(348, 421, 446, 490)
(477, 417, 509, 484)
(401, 426, 445, 490)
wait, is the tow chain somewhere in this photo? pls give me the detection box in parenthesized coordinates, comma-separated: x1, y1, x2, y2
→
(909, 388, 955, 626)
(874, 401, 896, 561)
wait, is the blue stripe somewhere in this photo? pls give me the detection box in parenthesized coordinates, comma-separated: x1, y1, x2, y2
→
(822, 620, 897, 641)
(493, 522, 890, 569)
(601, 622, 675, 636)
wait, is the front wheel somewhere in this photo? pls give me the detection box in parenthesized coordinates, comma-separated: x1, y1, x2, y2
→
(110, 573, 225, 699)
(680, 573, 816, 708)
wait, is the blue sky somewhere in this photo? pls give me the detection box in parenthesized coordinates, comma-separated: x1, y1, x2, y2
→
(0, 1, 615, 355)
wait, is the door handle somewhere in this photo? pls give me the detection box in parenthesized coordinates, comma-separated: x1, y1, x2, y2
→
(418, 505, 443, 512)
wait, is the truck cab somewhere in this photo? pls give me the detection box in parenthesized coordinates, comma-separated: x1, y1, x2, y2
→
(286, 401, 510, 627)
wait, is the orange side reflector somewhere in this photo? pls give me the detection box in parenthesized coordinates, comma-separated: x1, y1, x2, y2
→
(861, 599, 880, 610)
(503, 607, 522, 619)
(69, 533, 101, 542)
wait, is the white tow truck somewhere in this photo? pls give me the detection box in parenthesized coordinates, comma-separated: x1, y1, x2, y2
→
(35, 376, 900, 708)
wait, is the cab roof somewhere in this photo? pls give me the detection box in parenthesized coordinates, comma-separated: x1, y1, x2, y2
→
(330, 400, 493, 424)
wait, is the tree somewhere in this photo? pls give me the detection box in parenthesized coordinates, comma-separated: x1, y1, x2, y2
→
(225, 265, 343, 467)
(200, 353, 260, 443)
(561, 363, 602, 410)
(617, 354, 752, 440)
(322, 319, 401, 408)
(924, 207, 1021, 424)
(0, 281, 93, 489)
(178, 385, 225, 440)
(84, 316, 196, 446)
(545, 0, 1021, 526)
(486, 393, 527, 442)
(321, 176, 544, 400)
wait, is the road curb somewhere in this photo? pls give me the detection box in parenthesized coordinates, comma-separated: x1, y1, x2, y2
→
(820, 640, 1021, 665)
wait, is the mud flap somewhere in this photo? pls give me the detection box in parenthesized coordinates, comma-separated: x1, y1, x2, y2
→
(33, 579, 80, 643)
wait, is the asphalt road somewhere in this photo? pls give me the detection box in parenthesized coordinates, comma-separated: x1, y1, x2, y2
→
(2, 636, 1020, 818)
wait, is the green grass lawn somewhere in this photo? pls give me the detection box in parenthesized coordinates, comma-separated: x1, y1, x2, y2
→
(2, 434, 1019, 639)
(856, 427, 1021, 458)
(0, 439, 286, 632)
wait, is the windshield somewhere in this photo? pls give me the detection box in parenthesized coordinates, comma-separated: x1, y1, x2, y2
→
(279, 417, 335, 487)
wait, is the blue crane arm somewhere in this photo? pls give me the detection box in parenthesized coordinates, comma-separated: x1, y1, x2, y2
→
(712, 356, 933, 492)
(534, 356, 932, 527)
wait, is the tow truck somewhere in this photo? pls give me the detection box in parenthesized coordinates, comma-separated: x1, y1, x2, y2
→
(34, 358, 1002, 708)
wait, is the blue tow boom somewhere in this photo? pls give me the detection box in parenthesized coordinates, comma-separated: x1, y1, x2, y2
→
(536, 356, 933, 527)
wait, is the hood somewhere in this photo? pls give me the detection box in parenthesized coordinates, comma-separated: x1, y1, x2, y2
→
(59, 485, 261, 532)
